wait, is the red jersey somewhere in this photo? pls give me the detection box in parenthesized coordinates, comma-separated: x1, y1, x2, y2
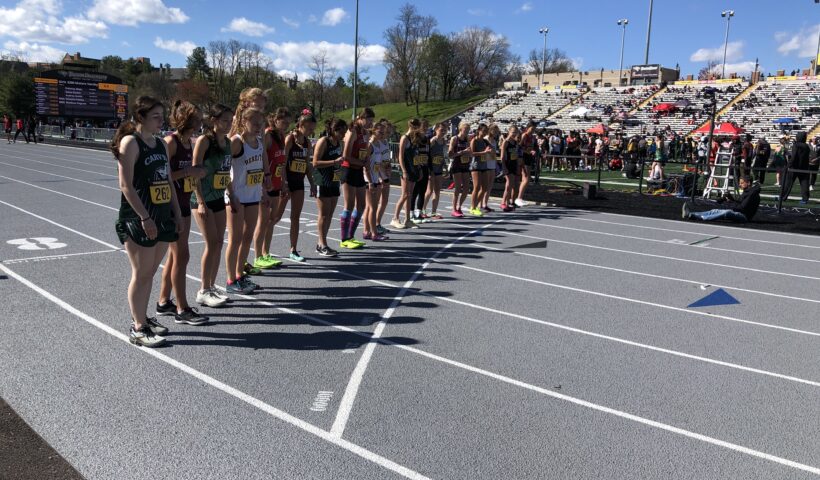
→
(266, 128, 287, 191)
(3, 118, 10, 130)
(16, 119, 23, 130)
(343, 125, 369, 169)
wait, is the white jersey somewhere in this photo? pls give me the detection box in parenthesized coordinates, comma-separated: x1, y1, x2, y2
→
(225, 135, 264, 204)
(371, 139, 391, 182)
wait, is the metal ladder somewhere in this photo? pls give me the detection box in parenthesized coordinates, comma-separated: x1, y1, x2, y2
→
(702, 147, 736, 199)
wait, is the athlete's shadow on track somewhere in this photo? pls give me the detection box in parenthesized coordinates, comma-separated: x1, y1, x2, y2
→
(167, 329, 419, 350)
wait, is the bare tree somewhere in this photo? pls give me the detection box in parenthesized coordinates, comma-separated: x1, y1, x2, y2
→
(697, 60, 720, 80)
(309, 49, 337, 118)
(383, 3, 437, 109)
(527, 48, 574, 75)
(454, 27, 514, 90)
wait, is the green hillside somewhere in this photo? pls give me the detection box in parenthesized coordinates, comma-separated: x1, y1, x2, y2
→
(321, 95, 486, 127)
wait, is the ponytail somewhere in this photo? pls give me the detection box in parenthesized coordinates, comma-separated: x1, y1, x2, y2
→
(110, 95, 163, 159)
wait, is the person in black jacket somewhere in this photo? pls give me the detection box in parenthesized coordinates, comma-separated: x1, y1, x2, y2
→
(752, 136, 770, 185)
(781, 131, 811, 204)
(683, 177, 760, 222)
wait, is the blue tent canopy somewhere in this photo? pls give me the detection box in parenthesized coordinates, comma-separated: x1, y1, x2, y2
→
(772, 117, 798, 124)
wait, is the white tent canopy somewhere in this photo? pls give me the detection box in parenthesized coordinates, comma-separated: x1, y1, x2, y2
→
(568, 106, 591, 117)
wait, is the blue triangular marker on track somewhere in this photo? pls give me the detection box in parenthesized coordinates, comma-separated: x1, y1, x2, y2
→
(687, 288, 740, 308)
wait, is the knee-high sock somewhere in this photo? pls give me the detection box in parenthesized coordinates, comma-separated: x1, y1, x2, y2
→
(350, 208, 361, 239)
(339, 210, 351, 241)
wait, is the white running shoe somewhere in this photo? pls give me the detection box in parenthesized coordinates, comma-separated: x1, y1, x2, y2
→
(197, 288, 227, 307)
(514, 199, 529, 207)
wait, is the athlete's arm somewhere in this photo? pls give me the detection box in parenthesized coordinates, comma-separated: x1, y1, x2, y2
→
(117, 136, 151, 221)
(159, 137, 182, 222)
(312, 137, 333, 168)
(226, 136, 243, 212)
(448, 136, 458, 159)
(398, 136, 409, 177)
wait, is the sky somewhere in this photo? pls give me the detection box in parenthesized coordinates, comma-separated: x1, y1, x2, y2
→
(0, 0, 818, 83)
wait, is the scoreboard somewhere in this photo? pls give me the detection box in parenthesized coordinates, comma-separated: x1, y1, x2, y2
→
(34, 70, 128, 120)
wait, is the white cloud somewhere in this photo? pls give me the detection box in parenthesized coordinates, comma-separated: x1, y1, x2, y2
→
(264, 40, 386, 75)
(519, 2, 533, 12)
(154, 37, 196, 57)
(776, 24, 820, 57)
(320, 7, 348, 26)
(0, 0, 107, 44)
(711, 61, 759, 77)
(690, 41, 744, 63)
(571, 57, 584, 70)
(467, 8, 488, 16)
(221, 17, 274, 37)
(121, 41, 131, 47)
(88, 0, 188, 26)
(282, 16, 300, 29)
(3, 40, 64, 62)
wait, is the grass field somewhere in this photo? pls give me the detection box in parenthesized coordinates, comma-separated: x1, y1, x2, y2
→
(321, 95, 486, 127)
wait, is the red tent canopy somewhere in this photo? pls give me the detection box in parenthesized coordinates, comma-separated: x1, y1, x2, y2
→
(694, 122, 745, 136)
(586, 123, 608, 135)
(652, 103, 677, 112)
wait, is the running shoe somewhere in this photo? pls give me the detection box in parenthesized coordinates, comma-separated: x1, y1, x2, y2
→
(469, 208, 484, 217)
(145, 317, 169, 336)
(502, 205, 514, 212)
(243, 263, 262, 275)
(156, 299, 177, 317)
(350, 238, 366, 246)
(196, 289, 227, 307)
(253, 255, 278, 269)
(681, 202, 691, 219)
(482, 206, 494, 213)
(514, 199, 530, 207)
(340, 240, 364, 249)
(372, 234, 389, 241)
(289, 250, 306, 262)
(316, 245, 339, 257)
(500, 203, 507, 210)
(362, 233, 374, 240)
(429, 212, 443, 220)
(174, 308, 209, 326)
(390, 219, 407, 229)
(265, 254, 283, 267)
(238, 275, 258, 293)
(129, 325, 166, 348)
(419, 216, 432, 223)
(211, 287, 229, 302)
(226, 281, 245, 295)
(451, 209, 464, 218)
(376, 225, 390, 235)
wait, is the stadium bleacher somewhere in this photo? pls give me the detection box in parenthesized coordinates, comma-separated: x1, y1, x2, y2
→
(550, 85, 657, 133)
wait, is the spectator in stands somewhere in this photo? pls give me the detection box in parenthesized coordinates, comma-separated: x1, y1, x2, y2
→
(3, 114, 11, 144)
(810, 136, 820, 190)
(771, 136, 788, 187)
(781, 131, 811, 204)
(683, 176, 760, 222)
(753, 136, 771, 185)
(649, 134, 666, 180)
(26, 116, 37, 144)
(566, 131, 581, 170)
(740, 134, 754, 178)
(13, 116, 27, 143)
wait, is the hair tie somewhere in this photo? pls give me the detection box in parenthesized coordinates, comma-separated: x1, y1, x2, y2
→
(302, 108, 312, 116)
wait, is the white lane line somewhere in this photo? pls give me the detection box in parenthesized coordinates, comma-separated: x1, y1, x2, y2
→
(369, 242, 820, 338)
(508, 219, 820, 264)
(499, 229, 820, 282)
(0, 200, 120, 250)
(0, 174, 205, 239)
(184, 260, 820, 477)
(567, 216, 820, 250)
(550, 204, 820, 241)
(0, 263, 430, 480)
(0, 161, 120, 190)
(412, 228, 820, 304)
(0, 174, 118, 211)
(2, 249, 120, 264)
(0, 152, 119, 177)
(6, 148, 117, 168)
(329, 220, 502, 439)
(6, 206, 820, 476)
(12, 193, 817, 389)
(304, 230, 820, 388)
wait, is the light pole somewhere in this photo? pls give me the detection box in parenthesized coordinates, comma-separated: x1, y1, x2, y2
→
(721, 10, 735, 79)
(617, 19, 628, 86)
(814, 0, 820, 75)
(539, 27, 549, 89)
(352, 0, 359, 119)
(644, 0, 653, 64)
